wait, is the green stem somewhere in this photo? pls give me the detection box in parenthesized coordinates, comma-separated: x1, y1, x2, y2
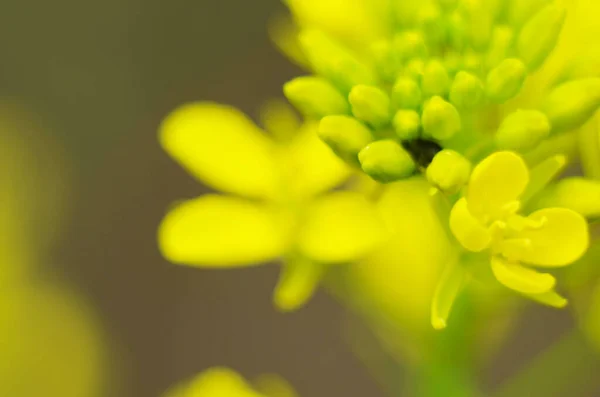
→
(494, 330, 600, 397)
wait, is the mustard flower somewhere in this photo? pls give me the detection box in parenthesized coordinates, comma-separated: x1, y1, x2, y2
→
(158, 102, 386, 311)
(162, 367, 297, 397)
(433, 151, 590, 329)
(280, 0, 600, 190)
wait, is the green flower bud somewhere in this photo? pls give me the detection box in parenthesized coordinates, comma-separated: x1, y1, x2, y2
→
(393, 31, 428, 61)
(318, 115, 374, 166)
(371, 40, 401, 83)
(542, 78, 600, 134)
(393, 110, 421, 141)
(426, 149, 471, 193)
(486, 58, 527, 103)
(422, 96, 462, 141)
(417, 3, 445, 48)
(299, 30, 375, 94)
(485, 26, 514, 70)
(404, 58, 426, 82)
(283, 76, 349, 118)
(449, 71, 484, 111)
(517, 4, 566, 71)
(359, 140, 416, 182)
(422, 60, 451, 97)
(392, 77, 422, 110)
(496, 109, 551, 151)
(462, 49, 483, 76)
(507, 0, 552, 28)
(349, 85, 392, 129)
(462, 0, 493, 50)
(447, 12, 467, 51)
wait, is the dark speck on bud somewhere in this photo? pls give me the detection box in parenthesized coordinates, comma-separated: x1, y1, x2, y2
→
(403, 139, 443, 169)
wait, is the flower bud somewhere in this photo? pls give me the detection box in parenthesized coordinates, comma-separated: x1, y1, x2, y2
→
(449, 71, 484, 111)
(426, 149, 471, 193)
(517, 4, 566, 71)
(283, 76, 349, 118)
(318, 115, 374, 166)
(359, 140, 416, 182)
(535, 177, 600, 219)
(422, 96, 462, 141)
(485, 26, 514, 70)
(486, 58, 527, 103)
(299, 29, 375, 93)
(393, 110, 421, 141)
(392, 77, 422, 110)
(422, 60, 451, 97)
(542, 78, 600, 134)
(496, 109, 551, 151)
(349, 85, 392, 129)
(393, 31, 428, 61)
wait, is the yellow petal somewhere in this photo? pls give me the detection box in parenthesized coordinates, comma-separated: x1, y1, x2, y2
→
(158, 195, 290, 267)
(449, 197, 492, 252)
(491, 256, 556, 294)
(297, 191, 386, 263)
(286, 0, 391, 49)
(273, 256, 323, 312)
(164, 368, 263, 397)
(526, 290, 568, 308)
(160, 102, 278, 199)
(518, 208, 589, 267)
(467, 151, 529, 220)
(280, 123, 350, 199)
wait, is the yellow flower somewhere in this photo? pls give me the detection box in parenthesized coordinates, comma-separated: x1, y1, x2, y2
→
(448, 151, 588, 309)
(158, 102, 386, 311)
(162, 368, 297, 397)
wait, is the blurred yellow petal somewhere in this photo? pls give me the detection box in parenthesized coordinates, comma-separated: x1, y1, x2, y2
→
(160, 102, 278, 199)
(449, 198, 492, 252)
(297, 191, 386, 263)
(273, 256, 323, 312)
(0, 283, 107, 397)
(518, 208, 589, 267)
(286, 0, 391, 49)
(254, 374, 299, 397)
(164, 367, 263, 397)
(533, 177, 600, 219)
(158, 195, 290, 267)
(526, 289, 568, 308)
(467, 151, 529, 220)
(281, 123, 350, 199)
(268, 13, 309, 68)
(491, 256, 556, 294)
(334, 178, 456, 332)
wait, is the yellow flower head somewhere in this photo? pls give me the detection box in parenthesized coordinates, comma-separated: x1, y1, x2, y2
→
(158, 101, 386, 311)
(434, 151, 589, 329)
(162, 368, 297, 397)
(278, 0, 600, 188)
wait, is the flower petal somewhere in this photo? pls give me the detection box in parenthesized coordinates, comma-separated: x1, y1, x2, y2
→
(160, 102, 278, 199)
(158, 195, 290, 267)
(467, 151, 529, 220)
(491, 256, 556, 294)
(526, 290, 568, 308)
(280, 123, 350, 199)
(297, 191, 386, 263)
(273, 256, 323, 312)
(518, 207, 589, 267)
(449, 197, 492, 252)
(165, 367, 262, 397)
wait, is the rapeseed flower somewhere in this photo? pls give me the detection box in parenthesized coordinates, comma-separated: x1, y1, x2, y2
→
(158, 102, 386, 311)
(433, 150, 590, 328)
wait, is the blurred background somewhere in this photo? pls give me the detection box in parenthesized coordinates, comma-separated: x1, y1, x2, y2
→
(1, 1, 598, 396)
